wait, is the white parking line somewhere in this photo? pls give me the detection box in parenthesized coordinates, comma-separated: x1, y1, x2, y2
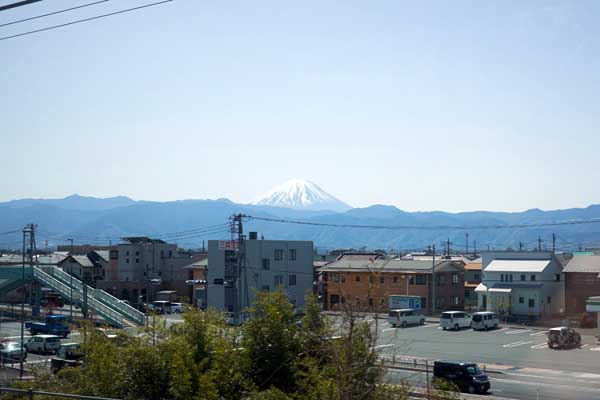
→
(530, 342, 548, 349)
(580, 344, 589, 349)
(419, 324, 438, 328)
(382, 328, 396, 332)
(529, 331, 547, 336)
(489, 327, 508, 333)
(503, 340, 533, 348)
(373, 344, 395, 350)
(506, 329, 531, 335)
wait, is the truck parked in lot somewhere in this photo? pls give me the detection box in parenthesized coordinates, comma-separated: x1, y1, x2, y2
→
(25, 315, 70, 337)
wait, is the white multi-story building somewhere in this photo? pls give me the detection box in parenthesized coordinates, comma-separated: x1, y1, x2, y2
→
(476, 251, 566, 319)
(207, 236, 314, 323)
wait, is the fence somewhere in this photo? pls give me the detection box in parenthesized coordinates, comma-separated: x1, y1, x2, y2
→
(0, 387, 121, 400)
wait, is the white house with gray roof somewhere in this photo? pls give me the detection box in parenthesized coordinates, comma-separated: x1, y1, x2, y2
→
(476, 251, 565, 318)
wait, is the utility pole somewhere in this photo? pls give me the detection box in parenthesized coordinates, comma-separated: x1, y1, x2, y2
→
(473, 240, 477, 255)
(431, 244, 436, 316)
(538, 237, 542, 252)
(447, 238, 451, 257)
(68, 239, 74, 319)
(519, 242, 523, 252)
(465, 233, 469, 254)
(19, 223, 36, 379)
(552, 233, 556, 253)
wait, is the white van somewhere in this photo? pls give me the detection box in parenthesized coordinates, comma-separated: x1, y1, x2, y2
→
(471, 312, 499, 331)
(440, 311, 472, 330)
(388, 309, 425, 327)
(25, 334, 61, 354)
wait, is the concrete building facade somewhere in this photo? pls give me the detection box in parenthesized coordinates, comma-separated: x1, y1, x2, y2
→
(207, 238, 314, 322)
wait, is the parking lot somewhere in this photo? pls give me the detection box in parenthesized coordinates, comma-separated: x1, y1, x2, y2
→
(374, 320, 600, 373)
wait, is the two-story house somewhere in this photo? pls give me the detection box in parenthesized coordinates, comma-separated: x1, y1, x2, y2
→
(318, 258, 465, 314)
(476, 251, 565, 319)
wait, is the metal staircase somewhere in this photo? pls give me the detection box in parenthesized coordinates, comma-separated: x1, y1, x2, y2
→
(0, 265, 146, 328)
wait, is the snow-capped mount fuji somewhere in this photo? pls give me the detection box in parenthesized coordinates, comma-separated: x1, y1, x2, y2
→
(251, 179, 352, 212)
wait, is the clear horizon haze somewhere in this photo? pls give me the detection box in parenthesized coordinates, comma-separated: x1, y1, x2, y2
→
(2, 1, 600, 212)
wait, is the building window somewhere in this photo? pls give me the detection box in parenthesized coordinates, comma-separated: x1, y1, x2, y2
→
(421, 297, 427, 309)
(168, 250, 173, 258)
(261, 285, 270, 292)
(274, 249, 283, 261)
(393, 276, 398, 284)
(109, 250, 118, 260)
(355, 275, 361, 283)
(368, 298, 374, 306)
(530, 275, 536, 281)
(380, 276, 385, 284)
(555, 274, 560, 282)
(519, 297, 524, 304)
(547, 296, 551, 304)
(262, 259, 270, 270)
(135, 258, 140, 264)
(509, 275, 513, 282)
(452, 273, 459, 285)
(520, 274, 525, 281)
(437, 274, 446, 286)
(288, 249, 296, 261)
(474, 273, 481, 281)
(125, 258, 129, 264)
(288, 274, 296, 286)
(332, 273, 339, 283)
(453, 296, 459, 305)
(274, 275, 283, 287)
(330, 294, 340, 305)
(409, 276, 415, 285)
(501, 274, 504, 282)
(135, 251, 139, 256)
(416, 274, 426, 285)
(341, 275, 346, 283)
(528, 299, 535, 308)
(126, 251, 129, 256)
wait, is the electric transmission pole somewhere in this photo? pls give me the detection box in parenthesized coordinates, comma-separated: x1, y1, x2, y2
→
(465, 233, 469, 254)
(431, 244, 436, 315)
(552, 233, 556, 253)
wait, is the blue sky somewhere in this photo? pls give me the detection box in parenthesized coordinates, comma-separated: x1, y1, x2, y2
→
(1, 0, 599, 212)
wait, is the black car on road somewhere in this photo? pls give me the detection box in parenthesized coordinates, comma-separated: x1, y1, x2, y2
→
(433, 360, 490, 394)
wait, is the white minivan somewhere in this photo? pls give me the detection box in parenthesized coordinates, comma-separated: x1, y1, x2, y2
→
(471, 312, 499, 331)
(440, 311, 472, 330)
(25, 334, 61, 354)
(388, 309, 425, 327)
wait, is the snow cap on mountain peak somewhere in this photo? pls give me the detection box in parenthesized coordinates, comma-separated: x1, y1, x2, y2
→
(251, 179, 351, 212)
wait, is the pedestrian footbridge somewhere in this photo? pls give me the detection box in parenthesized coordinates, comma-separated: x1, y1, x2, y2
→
(0, 265, 145, 328)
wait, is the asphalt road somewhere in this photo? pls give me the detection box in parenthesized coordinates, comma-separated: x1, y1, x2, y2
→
(386, 367, 600, 400)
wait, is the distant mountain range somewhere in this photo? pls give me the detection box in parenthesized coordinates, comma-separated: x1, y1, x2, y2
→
(1, 186, 600, 252)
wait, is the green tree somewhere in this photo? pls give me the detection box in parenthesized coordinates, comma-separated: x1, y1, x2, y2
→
(242, 290, 302, 392)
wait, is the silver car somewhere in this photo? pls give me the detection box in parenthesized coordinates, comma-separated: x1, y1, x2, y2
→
(0, 341, 27, 363)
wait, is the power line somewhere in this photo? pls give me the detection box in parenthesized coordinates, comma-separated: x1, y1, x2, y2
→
(0, 0, 173, 42)
(244, 214, 600, 231)
(0, 0, 41, 13)
(0, 0, 109, 28)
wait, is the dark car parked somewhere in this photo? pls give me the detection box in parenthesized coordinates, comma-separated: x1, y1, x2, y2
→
(433, 360, 490, 394)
